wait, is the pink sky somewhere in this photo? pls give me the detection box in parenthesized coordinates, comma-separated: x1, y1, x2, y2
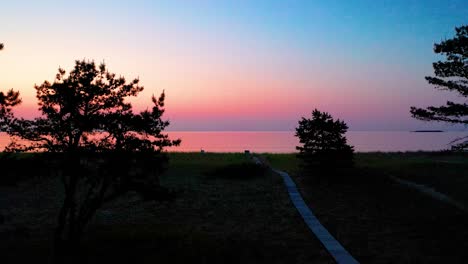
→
(1, 1, 466, 131)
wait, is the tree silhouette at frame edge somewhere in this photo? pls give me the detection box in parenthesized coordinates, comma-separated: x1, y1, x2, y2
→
(411, 25, 468, 150)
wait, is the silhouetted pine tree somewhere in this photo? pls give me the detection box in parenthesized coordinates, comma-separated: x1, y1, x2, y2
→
(295, 109, 354, 170)
(0, 60, 180, 261)
(411, 25, 468, 150)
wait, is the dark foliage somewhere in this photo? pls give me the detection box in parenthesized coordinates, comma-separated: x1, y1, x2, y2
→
(205, 162, 267, 180)
(0, 89, 21, 130)
(410, 25, 468, 150)
(295, 109, 354, 170)
(0, 153, 46, 186)
(0, 60, 180, 261)
(2, 60, 180, 152)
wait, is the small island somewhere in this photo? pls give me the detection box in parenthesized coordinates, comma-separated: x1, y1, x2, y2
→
(411, 130, 444, 132)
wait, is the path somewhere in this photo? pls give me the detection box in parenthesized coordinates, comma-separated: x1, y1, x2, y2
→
(252, 156, 359, 264)
(388, 175, 467, 212)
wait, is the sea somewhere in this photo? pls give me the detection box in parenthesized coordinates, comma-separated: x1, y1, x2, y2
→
(1, 131, 461, 153)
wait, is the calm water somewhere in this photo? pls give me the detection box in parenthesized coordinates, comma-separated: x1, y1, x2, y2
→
(0, 131, 466, 153)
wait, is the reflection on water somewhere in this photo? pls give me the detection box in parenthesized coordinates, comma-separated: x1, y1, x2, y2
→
(0, 131, 466, 153)
(166, 131, 466, 153)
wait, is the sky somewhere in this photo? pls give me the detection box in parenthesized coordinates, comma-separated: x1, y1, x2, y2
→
(0, 0, 467, 131)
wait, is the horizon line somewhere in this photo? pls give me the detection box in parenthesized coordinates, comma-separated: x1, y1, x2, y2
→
(0, 130, 465, 133)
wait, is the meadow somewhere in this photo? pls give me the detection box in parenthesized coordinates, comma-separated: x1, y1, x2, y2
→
(1, 152, 467, 263)
(0, 153, 332, 264)
(265, 152, 468, 263)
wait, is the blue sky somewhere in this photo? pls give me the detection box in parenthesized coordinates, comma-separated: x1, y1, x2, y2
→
(1, 0, 467, 130)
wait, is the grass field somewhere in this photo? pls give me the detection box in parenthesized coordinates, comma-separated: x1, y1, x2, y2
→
(358, 152, 468, 204)
(3, 152, 467, 263)
(0, 153, 332, 264)
(264, 152, 468, 264)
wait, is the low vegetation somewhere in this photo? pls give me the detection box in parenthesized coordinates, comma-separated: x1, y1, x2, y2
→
(358, 152, 468, 205)
(204, 162, 267, 179)
(2, 151, 468, 263)
(0, 153, 42, 186)
(265, 152, 468, 264)
(0, 153, 332, 264)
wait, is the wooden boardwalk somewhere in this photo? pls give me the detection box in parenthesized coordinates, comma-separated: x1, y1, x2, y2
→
(252, 156, 359, 264)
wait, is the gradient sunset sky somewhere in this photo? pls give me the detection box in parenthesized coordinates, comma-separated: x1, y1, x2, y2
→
(1, 0, 467, 131)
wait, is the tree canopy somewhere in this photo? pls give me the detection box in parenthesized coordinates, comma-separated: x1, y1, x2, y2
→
(410, 25, 468, 149)
(2, 60, 180, 152)
(0, 89, 21, 129)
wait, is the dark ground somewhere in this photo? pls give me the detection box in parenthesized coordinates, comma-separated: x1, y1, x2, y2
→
(0, 153, 332, 264)
(266, 152, 468, 264)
